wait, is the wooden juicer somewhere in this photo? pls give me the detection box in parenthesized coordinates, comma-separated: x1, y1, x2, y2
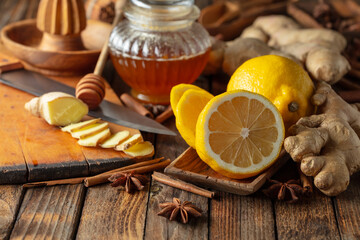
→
(1, 0, 112, 76)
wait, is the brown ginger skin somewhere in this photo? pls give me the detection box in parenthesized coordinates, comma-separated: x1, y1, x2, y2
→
(284, 81, 360, 196)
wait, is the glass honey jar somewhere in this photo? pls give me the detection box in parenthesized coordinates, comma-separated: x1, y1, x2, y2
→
(108, 0, 211, 104)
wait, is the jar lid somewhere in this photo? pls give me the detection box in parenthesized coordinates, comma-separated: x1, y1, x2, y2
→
(124, 0, 200, 29)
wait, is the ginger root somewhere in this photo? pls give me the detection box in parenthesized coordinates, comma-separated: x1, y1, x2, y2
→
(284, 81, 360, 196)
(205, 15, 350, 84)
(222, 38, 300, 76)
(25, 92, 88, 126)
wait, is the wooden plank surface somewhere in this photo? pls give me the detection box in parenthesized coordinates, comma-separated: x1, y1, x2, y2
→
(144, 183, 208, 240)
(334, 172, 360, 239)
(0, 85, 28, 183)
(77, 184, 149, 240)
(210, 191, 275, 240)
(10, 184, 85, 240)
(0, 185, 24, 240)
(274, 190, 340, 240)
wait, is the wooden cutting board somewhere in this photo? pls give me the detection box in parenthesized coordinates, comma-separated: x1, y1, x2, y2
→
(0, 70, 142, 184)
(165, 147, 290, 195)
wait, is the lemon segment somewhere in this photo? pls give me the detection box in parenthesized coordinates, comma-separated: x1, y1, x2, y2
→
(175, 89, 214, 149)
(195, 90, 285, 179)
(170, 84, 204, 117)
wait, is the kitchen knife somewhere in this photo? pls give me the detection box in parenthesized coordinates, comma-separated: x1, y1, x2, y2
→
(0, 69, 176, 136)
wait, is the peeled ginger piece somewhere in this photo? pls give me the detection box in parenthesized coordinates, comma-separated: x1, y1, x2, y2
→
(99, 130, 130, 148)
(123, 141, 154, 158)
(25, 92, 88, 126)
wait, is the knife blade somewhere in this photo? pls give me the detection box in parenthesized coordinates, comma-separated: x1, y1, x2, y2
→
(0, 69, 176, 136)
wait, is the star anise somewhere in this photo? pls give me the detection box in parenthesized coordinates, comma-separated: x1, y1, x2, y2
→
(108, 171, 149, 193)
(157, 198, 202, 224)
(263, 179, 304, 203)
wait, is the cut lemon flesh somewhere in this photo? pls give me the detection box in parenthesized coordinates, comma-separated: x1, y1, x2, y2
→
(170, 84, 204, 117)
(195, 90, 285, 179)
(175, 89, 214, 148)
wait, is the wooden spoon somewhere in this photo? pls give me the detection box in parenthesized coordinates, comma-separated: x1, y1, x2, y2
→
(76, 0, 126, 109)
(199, 1, 240, 29)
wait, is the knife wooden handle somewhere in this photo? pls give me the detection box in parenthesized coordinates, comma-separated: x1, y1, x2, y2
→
(0, 50, 23, 73)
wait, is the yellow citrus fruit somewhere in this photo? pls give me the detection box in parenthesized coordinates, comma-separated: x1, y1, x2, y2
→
(170, 84, 204, 117)
(227, 55, 314, 130)
(195, 90, 285, 179)
(175, 89, 214, 148)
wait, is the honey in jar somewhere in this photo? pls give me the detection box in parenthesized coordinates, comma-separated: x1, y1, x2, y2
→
(108, 0, 211, 104)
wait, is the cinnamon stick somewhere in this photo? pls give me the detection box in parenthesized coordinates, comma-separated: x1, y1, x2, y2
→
(84, 158, 170, 187)
(287, 3, 323, 28)
(338, 78, 360, 90)
(107, 157, 164, 174)
(296, 163, 313, 196)
(152, 172, 216, 198)
(120, 93, 154, 118)
(23, 158, 164, 188)
(155, 105, 174, 123)
(338, 90, 360, 103)
(23, 177, 84, 188)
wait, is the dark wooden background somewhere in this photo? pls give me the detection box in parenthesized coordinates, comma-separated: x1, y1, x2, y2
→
(0, 0, 359, 239)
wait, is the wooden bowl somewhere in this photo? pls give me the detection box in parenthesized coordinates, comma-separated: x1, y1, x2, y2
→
(1, 19, 111, 76)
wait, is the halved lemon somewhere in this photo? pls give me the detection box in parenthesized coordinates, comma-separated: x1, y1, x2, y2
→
(175, 89, 214, 148)
(195, 90, 285, 179)
(170, 84, 204, 117)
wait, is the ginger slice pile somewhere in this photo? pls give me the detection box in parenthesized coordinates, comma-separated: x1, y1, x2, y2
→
(62, 119, 154, 158)
(284, 82, 360, 196)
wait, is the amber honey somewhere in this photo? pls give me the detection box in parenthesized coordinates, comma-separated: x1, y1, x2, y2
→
(110, 50, 210, 104)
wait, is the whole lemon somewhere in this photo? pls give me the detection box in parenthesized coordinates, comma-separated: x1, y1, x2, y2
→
(227, 55, 314, 130)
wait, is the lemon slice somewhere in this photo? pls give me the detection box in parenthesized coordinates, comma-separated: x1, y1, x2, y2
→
(175, 89, 214, 148)
(170, 84, 204, 117)
(195, 90, 285, 179)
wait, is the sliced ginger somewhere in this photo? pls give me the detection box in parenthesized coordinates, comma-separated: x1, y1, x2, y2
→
(99, 130, 130, 148)
(78, 128, 111, 147)
(123, 141, 155, 158)
(71, 122, 109, 139)
(61, 118, 101, 133)
(115, 133, 143, 151)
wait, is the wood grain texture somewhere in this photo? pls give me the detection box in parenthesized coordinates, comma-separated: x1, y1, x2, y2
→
(210, 191, 275, 240)
(275, 190, 340, 240)
(165, 148, 289, 195)
(144, 182, 208, 240)
(334, 172, 360, 240)
(0, 185, 24, 240)
(0, 85, 29, 184)
(22, 116, 89, 182)
(10, 184, 85, 240)
(77, 184, 149, 240)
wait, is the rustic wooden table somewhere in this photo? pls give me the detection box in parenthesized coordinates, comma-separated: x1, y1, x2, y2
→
(0, 0, 359, 239)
